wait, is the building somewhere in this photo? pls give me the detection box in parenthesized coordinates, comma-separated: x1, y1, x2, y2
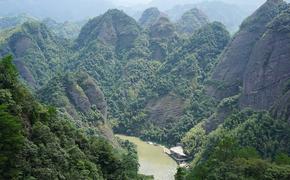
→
(167, 145, 190, 164)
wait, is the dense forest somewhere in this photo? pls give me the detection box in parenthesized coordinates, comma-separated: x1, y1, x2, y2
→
(0, 55, 152, 179)
(1, 0, 290, 179)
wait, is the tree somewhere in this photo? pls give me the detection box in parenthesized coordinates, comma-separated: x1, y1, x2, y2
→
(0, 105, 24, 179)
(175, 167, 187, 180)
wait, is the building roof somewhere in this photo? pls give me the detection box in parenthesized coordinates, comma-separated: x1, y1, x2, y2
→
(170, 146, 186, 157)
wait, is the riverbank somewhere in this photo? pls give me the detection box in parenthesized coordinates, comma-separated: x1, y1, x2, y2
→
(116, 135, 177, 180)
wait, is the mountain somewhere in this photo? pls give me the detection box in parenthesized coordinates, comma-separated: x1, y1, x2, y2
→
(1, 2, 290, 179)
(147, 0, 265, 12)
(138, 7, 168, 28)
(77, 9, 141, 51)
(42, 18, 86, 39)
(149, 16, 176, 39)
(0, 0, 115, 21)
(179, 0, 290, 178)
(110, 22, 230, 145)
(0, 14, 37, 31)
(0, 56, 142, 180)
(38, 72, 119, 145)
(176, 8, 209, 35)
(166, 1, 252, 33)
(148, 0, 199, 11)
(0, 7, 230, 146)
(147, 14, 178, 60)
(208, 0, 287, 110)
(0, 14, 85, 40)
(0, 21, 70, 88)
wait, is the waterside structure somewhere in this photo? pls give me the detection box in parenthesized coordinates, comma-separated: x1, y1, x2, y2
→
(164, 145, 190, 165)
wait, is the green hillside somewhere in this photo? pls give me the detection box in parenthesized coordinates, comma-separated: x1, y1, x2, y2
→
(1, 1, 290, 179)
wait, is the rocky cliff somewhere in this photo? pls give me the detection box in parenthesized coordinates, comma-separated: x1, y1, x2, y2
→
(204, 0, 290, 132)
(208, 0, 287, 104)
(181, 2, 290, 170)
(77, 9, 141, 51)
(240, 3, 290, 110)
(38, 72, 118, 145)
(0, 21, 68, 88)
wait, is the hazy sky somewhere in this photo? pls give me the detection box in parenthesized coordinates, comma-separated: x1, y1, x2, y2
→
(113, 0, 152, 6)
(0, 0, 275, 21)
(114, 0, 266, 7)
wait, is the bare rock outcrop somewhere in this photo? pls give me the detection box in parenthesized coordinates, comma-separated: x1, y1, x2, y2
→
(208, 0, 287, 111)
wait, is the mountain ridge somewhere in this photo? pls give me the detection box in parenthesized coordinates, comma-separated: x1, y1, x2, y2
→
(1, 1, 290, 179)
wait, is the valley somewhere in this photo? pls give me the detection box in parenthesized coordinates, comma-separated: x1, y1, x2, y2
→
(0, 0, 290, 179)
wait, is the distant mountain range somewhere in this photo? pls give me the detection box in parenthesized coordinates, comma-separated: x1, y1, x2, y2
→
(0, 0, 114, 21)
(0, 0, 272, 33)
(1, 0, 290, 179)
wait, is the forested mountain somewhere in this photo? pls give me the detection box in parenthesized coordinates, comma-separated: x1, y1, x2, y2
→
(42, 18, 86, 39)
(38, 72, 119, 146)
(0, 14, 37, 31)
(177, 0, 290, 178)
(0, 0, 114, 21)
(0, 21, 70, 88)
(166, 1, 253, 33)
(0, 14, 84, 40)
(1, 0, 290, 179)
(0, 56, 144, 180)
(176, 8, 209, 35)
(77, 9, 141, 52)
(138, 7, 168, 28)
(206, 0, 290, 121)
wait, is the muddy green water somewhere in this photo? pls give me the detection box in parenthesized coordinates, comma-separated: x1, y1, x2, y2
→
(117, 135, 177, 180)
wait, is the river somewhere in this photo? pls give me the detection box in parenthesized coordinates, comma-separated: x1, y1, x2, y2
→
(117, 135, 177, 180)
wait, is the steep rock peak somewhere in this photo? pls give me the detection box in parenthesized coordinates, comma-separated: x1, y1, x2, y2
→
(239, 4, 290, 110)
(139, 7, 168, 28)
(207, 0, 286, 101)
(7, 21, 53, 59)
(240, 0, 286, 31)
(177, 8, 209, 35)
(77, 9, 140, 50)
(4, 21, 64, 88)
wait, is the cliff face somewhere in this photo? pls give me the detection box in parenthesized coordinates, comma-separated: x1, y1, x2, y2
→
(0, 21, 68, 88)
(77, 9, 141, 51)
(180, 2, 290, 167)
(208, 0, 287, 105)
(203, 0, 290, 134)
(240, 5, 290, 110)
(38, 72, 118, 145)
(39, 72, 107, 119)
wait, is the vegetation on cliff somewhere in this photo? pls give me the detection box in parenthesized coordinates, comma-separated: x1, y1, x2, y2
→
(0, 56, 143, 180)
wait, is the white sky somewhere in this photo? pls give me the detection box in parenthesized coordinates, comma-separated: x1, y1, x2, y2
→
(112, 0, 152, 6)
(111, 0, 267, 8)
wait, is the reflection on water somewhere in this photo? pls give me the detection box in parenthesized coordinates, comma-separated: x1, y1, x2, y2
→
(117, 135, 177, 180)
